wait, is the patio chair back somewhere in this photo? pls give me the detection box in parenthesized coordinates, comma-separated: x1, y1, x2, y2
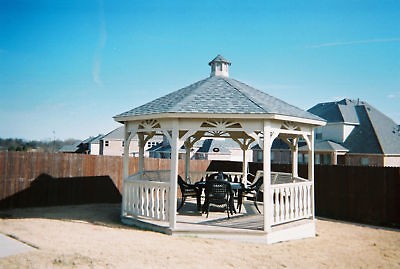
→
(248, 176, 264, 191)
(177, 175, 199, 211)
(204, 180, 233, 218)
(239, 176, 264, 214)
(206, 171, 229, 181)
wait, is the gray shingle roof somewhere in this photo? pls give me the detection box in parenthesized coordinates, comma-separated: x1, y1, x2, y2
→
(81, 134, 103, 144)
(196, 138, 239, 153)
(58, 142, 80, 153)
(114, 75, 323, 121)
(149, 138, 241, 154)
(308, 99, 359, 124)
(309, 99, 400, 155)
(208, 54, 231, 65)
(102, 126, 124, 140)
(299, 140, 349, 152)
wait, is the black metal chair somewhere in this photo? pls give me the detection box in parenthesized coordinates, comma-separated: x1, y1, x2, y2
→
(203, 180, 234, 219)
(177, 175, 200, 211)
(239, 176, 264, 214)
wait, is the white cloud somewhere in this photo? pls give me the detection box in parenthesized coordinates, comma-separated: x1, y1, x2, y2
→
(387, 92, 400, 99)
(92, 59, 103, 86)
(307, 38, 400, 49)
(387, 94, 396, 99)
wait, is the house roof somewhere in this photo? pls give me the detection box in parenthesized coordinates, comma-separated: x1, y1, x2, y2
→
(81, 134, 103, 144)
(59, 142, 80, 153)
(114, 75, 323, 122)
(299, 140, 349, 152)
(196, 138, 239, 154)
(149, 138, 243, 154)
(309, 98, 400, 155)
(101, 126, 125, 140)
(308, 99, 359, 124)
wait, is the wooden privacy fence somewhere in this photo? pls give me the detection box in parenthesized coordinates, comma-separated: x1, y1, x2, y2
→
(313, 165, 400, 228)
(0, 152, 210, 208)
(1, 153, 399, 228)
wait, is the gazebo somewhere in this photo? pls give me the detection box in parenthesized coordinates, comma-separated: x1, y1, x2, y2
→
(113, 55, 325, 243)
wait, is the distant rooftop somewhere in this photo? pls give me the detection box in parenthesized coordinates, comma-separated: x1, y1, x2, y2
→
(309, 98, 400, 155)
(308, 99, 360, 124)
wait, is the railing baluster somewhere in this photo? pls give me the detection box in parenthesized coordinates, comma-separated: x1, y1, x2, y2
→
(276, 188, 279, 222)
(155, 187, 160, 220)
(150, 186, 153, 218)
(308, 185, 313, 216)
(289, 185, 294, 219)
(299, 185, 304, 217)
(279, 187, 284, 222)
(272, 189, 275, 223)
(307, 185, 312, 216)
(141, 186, 146, 216)
(294, 186, 299, 218)
(164, 187, 169, 220)
(306, 185, 309, 216)
(146, 186, 150, 217)
(285, 187, 290, 221)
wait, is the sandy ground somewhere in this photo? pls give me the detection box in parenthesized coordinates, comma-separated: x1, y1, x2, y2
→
(0, 204, 399, 269)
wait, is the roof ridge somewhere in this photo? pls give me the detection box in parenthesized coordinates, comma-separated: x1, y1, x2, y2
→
(359, 105, 384, 154)
(222, 77, 269, 113)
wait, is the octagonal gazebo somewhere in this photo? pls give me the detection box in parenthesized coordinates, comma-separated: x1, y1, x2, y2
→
(114, 55, 325, 243)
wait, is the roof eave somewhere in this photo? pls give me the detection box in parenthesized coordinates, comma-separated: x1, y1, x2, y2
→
(113, 112, 326, 126)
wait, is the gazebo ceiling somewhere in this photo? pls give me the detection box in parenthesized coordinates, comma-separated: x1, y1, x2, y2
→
(113, 56, 325, 126)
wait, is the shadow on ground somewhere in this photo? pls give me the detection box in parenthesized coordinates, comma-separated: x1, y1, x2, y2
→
(0, 203, 125, 228)
(0, 174, 121, 209)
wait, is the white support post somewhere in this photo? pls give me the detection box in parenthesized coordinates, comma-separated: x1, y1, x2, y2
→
(123, 124, 130, 180)
(263, 121, 272, 232)
(242, 148, 248, 186)
(232, 137, 252, 186)
(307, 130, 315, 220)
(292, 138, 299, 178)
(169, 120, 179, 229)
(185, 143, 191, 181)
(138, 133, 145, 173)
(332, 152, 338, 165)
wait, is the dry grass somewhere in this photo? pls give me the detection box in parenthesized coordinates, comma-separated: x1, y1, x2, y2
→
(0, 203, 399, 269)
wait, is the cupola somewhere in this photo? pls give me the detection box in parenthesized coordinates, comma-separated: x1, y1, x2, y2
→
(208, 54, 231, 77)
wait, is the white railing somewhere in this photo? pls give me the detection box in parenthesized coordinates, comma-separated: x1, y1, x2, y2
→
(121, 169, 313, 226)
(270, 180, 313, 225)
(122, 171, 170, 222)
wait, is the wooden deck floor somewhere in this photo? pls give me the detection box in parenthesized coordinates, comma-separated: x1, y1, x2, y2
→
(176, 199, 264, 231)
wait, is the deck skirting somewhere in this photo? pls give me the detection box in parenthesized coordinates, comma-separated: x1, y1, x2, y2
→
(121, 213, 315, 244)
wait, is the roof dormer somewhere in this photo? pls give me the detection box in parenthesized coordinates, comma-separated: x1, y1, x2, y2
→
(208, 55, 231, 77)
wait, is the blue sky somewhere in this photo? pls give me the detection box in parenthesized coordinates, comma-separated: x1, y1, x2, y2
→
(1, 0, 399, 141)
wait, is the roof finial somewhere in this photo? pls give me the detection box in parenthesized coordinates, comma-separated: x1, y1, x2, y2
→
(208, 55, 231, 77)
